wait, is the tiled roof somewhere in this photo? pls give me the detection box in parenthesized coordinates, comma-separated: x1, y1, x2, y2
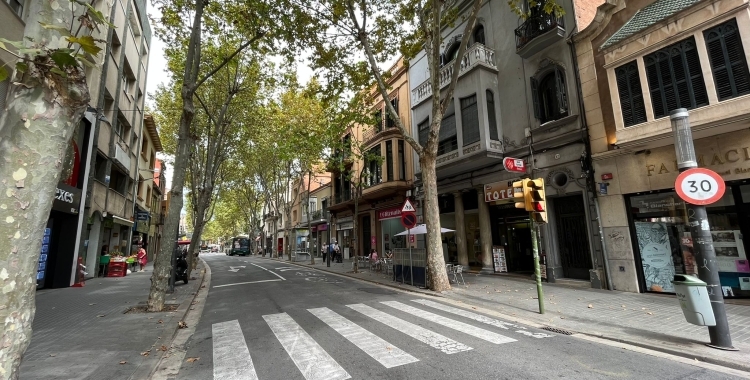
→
(601, 0, 702, 49)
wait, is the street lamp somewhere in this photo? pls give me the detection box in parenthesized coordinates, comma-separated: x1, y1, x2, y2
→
(670, 109, 734, 350)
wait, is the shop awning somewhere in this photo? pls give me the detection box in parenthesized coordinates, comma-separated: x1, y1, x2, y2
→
(112, 215, 133, 226)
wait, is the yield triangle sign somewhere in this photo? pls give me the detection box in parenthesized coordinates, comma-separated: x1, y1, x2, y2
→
(401, 199, 416, 213)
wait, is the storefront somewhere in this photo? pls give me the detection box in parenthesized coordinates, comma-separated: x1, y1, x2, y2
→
(627, 186, 750, 298)
(483, 180, 536, 273)
(336, 216, 353, 259)
(378, 206, 408, 254)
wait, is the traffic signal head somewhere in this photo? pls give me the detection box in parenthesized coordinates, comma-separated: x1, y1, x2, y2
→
(526, 178, 547, 223)
(512, 180, 527, 210)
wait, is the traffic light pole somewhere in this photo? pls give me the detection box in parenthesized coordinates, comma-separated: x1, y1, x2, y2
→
(530, 217, 545, 314)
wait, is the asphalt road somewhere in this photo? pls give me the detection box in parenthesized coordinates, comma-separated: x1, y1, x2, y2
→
(176, 254, 743, 380)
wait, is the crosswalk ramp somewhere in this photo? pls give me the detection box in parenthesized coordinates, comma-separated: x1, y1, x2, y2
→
(211, 299, 553, 380)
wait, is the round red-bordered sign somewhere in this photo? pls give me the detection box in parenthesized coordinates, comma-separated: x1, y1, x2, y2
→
(675, 168, 726, 205)
(400, 212, 417, 229)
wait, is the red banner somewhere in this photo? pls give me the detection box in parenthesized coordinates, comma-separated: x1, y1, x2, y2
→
(377, 207, 402, 220)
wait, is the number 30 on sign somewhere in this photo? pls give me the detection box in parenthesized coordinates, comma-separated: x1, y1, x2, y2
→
(674, 168, 726, 205)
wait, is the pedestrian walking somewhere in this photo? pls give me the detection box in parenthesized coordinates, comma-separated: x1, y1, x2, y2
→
(334, 241, 342, 263)
(137, 246, 147, 272)
(322, 242, 329, 262)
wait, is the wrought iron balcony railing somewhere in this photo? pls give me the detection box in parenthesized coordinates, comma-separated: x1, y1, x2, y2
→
(514, 12, 565, 51)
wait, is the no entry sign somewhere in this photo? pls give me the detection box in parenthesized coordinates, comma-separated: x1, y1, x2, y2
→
(675, 168, 725, 205)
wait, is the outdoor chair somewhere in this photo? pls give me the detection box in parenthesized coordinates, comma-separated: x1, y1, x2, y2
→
(452, 265, 466, 285)
(98, 255, 110, 277)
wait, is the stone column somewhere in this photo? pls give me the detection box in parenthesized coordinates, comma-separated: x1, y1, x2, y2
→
(477, 187, 494, 273)
(453, 192, 469, 267)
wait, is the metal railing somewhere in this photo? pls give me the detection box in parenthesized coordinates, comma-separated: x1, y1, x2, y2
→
(514, 12, 565, 50)
(411, 44, 496, 104)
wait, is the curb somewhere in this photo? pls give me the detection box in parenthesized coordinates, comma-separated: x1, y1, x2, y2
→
(259, 256, 748, 373)
(133, 259, 209, 380)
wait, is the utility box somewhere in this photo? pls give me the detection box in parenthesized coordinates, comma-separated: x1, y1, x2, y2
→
(672, 275, 716, 326)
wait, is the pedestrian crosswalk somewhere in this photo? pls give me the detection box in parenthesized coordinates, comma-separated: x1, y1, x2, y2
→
(211, 299, 553, 380)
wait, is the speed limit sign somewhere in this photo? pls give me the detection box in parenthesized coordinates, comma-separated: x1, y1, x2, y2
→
(674, 168, 726, 205)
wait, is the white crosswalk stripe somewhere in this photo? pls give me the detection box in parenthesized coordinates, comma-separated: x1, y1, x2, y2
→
(381, 301, 517, 345)
(347, 303, 472, 354)
(212, 320, 258, 380)
(308, 307, 419, 368)
(263, 312, 351, 380)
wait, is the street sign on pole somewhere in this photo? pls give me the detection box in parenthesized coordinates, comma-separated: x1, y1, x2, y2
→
(401, 199, 416, 213)
(675, 168, 726, 205)
(503, 157, 526, 173)
(400, 212, 417, 229)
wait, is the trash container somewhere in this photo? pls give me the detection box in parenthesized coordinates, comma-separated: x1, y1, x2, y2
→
(672, 275, 716, 326)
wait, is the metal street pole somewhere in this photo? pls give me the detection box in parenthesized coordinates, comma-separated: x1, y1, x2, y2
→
(530, 217, 545, 314)
(670, 108, 734, 350)
(408, 229, 413, 287)
(327, 212, 331, 267)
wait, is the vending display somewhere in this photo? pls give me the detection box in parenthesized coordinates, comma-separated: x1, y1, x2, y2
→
(37, 227, 51, 288)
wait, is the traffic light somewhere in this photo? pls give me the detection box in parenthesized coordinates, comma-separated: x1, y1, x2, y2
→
(526, 178, 547, 224)
(512, 180, 528, 210)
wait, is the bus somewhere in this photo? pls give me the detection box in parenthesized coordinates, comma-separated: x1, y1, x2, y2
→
(229, 236, 250, 256)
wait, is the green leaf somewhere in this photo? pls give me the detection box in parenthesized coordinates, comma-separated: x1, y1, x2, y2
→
(50, 67, 67, 77)
(67, 35, 102, 56)
(0, 67, 8, 82)
(0, 38, 24, 49)
(15, 62, 27, 73)
(38, 22, 73, 37)
(76, 54, 97, 68)
(50, 50, 77, 69)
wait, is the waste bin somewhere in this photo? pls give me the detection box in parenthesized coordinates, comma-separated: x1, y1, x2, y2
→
(672, 275, 716, 326)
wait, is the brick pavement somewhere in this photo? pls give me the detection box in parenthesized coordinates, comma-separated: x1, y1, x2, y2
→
(260, 255, 750, 371)
(20, 262, 204, 380)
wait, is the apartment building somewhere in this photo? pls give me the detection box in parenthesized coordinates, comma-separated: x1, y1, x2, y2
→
(289, 173, 332, 257)
(575, 0, 750, 298)
(328, 57, 416, 260)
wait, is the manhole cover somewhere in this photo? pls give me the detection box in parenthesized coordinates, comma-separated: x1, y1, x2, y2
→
(541, 326, 573, 335)
(357, 288, 397, 295)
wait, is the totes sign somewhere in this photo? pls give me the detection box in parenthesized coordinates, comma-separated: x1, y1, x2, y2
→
(484, 181, 517, 203)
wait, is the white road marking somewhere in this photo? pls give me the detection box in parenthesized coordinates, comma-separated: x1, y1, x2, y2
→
(263, 313, 350, 380)
(213, 279, 282, 288)
(250, 263, 286, 280)
(347, 304, 472, 354)
(411, 299, 550, 338)
(309, 307, 419, 368)
(276, 267, 299, 272)
(228, 266, 246, 272)
(212, 320, 258, 380)
(381, 301, 516, 345)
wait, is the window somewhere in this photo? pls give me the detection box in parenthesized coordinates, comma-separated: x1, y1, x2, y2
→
(615, 61, 648, 127)
(6, 0, 23, 17)
(704, 19, 750, 101)
(442, 43, 460, 67)
(644, 37, 708, 119)
(530, 66, 568, 123)
(461, 95, 480, 146)
(486, 90, 499, 140)
(386, 140, 393, 181)
(473, 25, 485, 46)
(398, 140, 406, 180)
(438, 114, 458, 155)
(418, 119, 430, 146)
(141, 137, 148, 158)
(110, 167, 129, 195)
(387, 98, 398, 128)
(94, 154, 107, 182)
(367, 145, 382, 186)
(374, 109, 383, 132)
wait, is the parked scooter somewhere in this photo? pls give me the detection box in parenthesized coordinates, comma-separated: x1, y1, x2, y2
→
(175, 250, 189, 284)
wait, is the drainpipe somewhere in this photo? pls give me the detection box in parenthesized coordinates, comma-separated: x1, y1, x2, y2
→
(568, 30, 613, 290)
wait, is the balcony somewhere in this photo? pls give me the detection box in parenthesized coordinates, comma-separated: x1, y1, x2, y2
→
(113, 139, 131, 173)
(411, 43, 497, 105)
(334, 191, 352, 205)
(515, 12, 565, 59)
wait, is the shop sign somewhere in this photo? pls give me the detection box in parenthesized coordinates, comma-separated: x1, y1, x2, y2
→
(484, 180, 517, 202)
(51, 183, 82, 214)
(337, 222, 353, 230)
(337, 216, 353, 224)
(316, 224, 328, 231)
(378, 207, 401, 220)
(136, 221, 149, 234)
(136, 212, 150, 221)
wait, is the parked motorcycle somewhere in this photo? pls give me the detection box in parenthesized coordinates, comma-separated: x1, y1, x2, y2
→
(175, 251, 189, 284)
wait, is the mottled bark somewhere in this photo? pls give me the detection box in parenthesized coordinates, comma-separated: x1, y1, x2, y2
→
(421, 154, 450, 292)
(0, 2, 91, 376)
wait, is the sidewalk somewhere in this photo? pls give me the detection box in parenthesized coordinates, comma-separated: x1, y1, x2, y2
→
(261, 255, 750, 372)
(20, 262, 205, 380)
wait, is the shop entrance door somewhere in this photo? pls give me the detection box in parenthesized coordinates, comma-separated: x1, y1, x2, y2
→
(506, 216, 533, 273)
(554, 195, 592, 280)
(362, 215, 371, 257)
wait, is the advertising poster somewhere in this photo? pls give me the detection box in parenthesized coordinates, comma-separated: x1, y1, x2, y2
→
(710, 231, 747, 273)
(635, 222, 675, 292)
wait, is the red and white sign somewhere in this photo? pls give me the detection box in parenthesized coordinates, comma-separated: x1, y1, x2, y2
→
(400, 212, 417, 229)
(503, 157, 526, 173)
(675, 168, 726, 205)
(377, 207, 401, 221)
(401, 199, 416, 213)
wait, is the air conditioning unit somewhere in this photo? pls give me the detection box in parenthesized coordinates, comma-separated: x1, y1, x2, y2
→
(113, 143, 130, 173)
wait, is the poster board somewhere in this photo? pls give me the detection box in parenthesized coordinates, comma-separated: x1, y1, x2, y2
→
(635, 222, 676, 293)
(710, 230, 748, 273)
(492, 246, 507, 273)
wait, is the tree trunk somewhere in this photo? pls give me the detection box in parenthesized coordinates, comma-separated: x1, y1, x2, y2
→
(308, 172, 314, 265)
(148, 0, 205, 312)
(188, 193, 209, 274)
(352, 189, 359, 273)
(0, 2, 91, 376)
(420, 154, 451, 291)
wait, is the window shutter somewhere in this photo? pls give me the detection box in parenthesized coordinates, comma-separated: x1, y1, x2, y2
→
(418, 119, 429, 146)
(645, 37, 707, 119)
(615, 62, 647, 127)
(704, 19, 750, 100)
(530, 76, 540, 119)
(486, 90, 499, 140)
(554, 67, 567, 113)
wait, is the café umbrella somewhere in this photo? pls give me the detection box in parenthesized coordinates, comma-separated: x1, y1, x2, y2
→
(395, 224, 454, 236)
(394, 224, 454, 287)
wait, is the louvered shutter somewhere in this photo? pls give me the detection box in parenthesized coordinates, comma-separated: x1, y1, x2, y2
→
(460, 95, 480, 146)
(615, 61, 647, 127)
(645, 37, 707, 119)
(530, 76, 540, 119)
(704, 19, 750, 100)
